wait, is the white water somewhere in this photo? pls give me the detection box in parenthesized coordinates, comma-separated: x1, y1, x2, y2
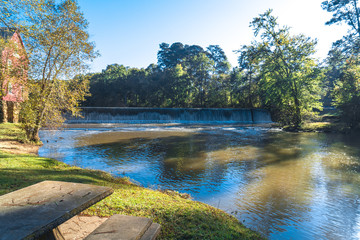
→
(66, 107, 272, 124)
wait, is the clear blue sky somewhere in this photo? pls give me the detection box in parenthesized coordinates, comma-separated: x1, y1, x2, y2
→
(77, 0, 348, 73)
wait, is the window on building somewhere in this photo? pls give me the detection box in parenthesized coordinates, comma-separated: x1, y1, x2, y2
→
(8, 83, 12, 94)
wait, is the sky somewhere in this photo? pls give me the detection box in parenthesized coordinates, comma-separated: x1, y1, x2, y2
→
(76, 0, 349, 73)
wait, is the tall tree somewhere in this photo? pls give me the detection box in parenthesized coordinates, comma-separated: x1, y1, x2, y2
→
(206, 45, 231, 74)
(185, 52, 214, 107)
(322, 0, 360, 35)
(237, 44, 262, 108)
(332, 57, 360, 128)
(227, 67, 243, 107)
(2, 0, 97, 141)
(322, 0, 360, 128)
(322, 0, 360, 55)
(158, 42, 188, 70)
(247, 10, 323, 126)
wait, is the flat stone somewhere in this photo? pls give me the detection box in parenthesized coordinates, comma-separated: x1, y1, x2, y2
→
(85, 214, 152, 240)
(140, 223, 161, 240)
(57, 215, 109, 240)
(0, 181, 113, 240)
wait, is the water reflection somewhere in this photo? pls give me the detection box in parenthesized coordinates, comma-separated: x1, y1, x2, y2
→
(39, 126, 360, 239)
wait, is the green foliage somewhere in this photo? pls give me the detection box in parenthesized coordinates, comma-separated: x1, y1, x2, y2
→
(236, 45, 262, 108)
(322, 0, 360, 55)
(322, 0, 360, 35)
(184, 52, 214, 107)
(322, 0, 360, 129)
(333, 58, 360, 128)
(1, 0, 97, 142)
(84, 43, 235, 108)
(207, 45, 231, 74)
(20, 76, 89, 141)
(240, 9, 323, 126)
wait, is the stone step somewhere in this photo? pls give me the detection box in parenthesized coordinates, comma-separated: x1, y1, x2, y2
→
(140, 223, 161, 240)
(84, 214, 160, 240)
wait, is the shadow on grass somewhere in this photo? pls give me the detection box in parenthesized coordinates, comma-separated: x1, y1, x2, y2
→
(0, 153, 129, 195)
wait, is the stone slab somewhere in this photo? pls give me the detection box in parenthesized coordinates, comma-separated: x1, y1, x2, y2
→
(140, 223, 161, 240)
(84, 214, 152, 240)
(57, 215, 108, 240)
(0, 180, 113, 240)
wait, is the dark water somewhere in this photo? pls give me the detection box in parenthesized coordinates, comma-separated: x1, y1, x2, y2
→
(39, 124, 360, 239)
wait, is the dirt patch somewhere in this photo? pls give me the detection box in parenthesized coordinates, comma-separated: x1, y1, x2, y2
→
(0, 140, 40, 155)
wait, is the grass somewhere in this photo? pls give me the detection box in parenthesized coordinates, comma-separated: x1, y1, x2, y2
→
(0, 124, 263, 240)
(290, 121, 335, 132)
(281, 109, 356, 133)
(0, 123, 28, 142)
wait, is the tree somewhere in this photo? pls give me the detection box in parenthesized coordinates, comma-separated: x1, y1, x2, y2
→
(322, 0, 360, 35)
(156, 43, 230, 107)
(332, 57, 360, 128)
(247, 10, 323, 126)
(322, 47, 346, 107)
(227, 67, 243, 107)
(322, 0, 360, 55)
(207, 45, 231, 74)
(185, 52, 214, 107)
(85, 64, 129, 107)
(237, 44, 262, 108)
(322, 0, 360, 128)
(157, 42, 200, 70)
(84, 42, 231, 109)
(1, 0, 97, 141)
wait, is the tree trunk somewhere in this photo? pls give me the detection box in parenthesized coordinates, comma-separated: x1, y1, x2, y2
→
(32, 126, 41, 142)
(294, 96, 301, 127)
(25, 126, 41, 143)
(248, 71, 253, 108)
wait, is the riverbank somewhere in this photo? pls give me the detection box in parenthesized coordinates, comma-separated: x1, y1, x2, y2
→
(0, 123, 263, 239)
(281, 111, 358, 133)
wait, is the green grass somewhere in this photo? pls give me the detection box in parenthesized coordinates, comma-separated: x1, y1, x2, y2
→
(0, 124, 263, 240)
(0, 123, 28, 142)
(299, 122, 334, 132)
(281, 110, 355, 133)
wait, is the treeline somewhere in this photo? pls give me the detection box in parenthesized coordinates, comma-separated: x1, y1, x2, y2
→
(84, 43, 241, 108)
(83, 4, 360, 129)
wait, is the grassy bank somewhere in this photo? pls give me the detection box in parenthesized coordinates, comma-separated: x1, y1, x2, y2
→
(0, 123, 27, 142)
(0, 124, 262, 240)
(281, 110, 358, 133)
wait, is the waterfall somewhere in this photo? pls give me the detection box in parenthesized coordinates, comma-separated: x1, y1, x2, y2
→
(66, 107, 272, 124)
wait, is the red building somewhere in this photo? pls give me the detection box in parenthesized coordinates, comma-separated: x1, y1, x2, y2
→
(0, 28, 28, 123)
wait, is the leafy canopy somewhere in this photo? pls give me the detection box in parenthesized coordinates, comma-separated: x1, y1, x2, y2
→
(243, 9, 323, 126)
(0, 0, 97, 142)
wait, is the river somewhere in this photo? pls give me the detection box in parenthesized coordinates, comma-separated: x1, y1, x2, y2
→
(39, 124, 360, 239)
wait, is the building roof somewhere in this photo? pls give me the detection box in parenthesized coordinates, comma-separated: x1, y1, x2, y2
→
(0, 27, 17, 40)
(0, 27, 25, 54)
